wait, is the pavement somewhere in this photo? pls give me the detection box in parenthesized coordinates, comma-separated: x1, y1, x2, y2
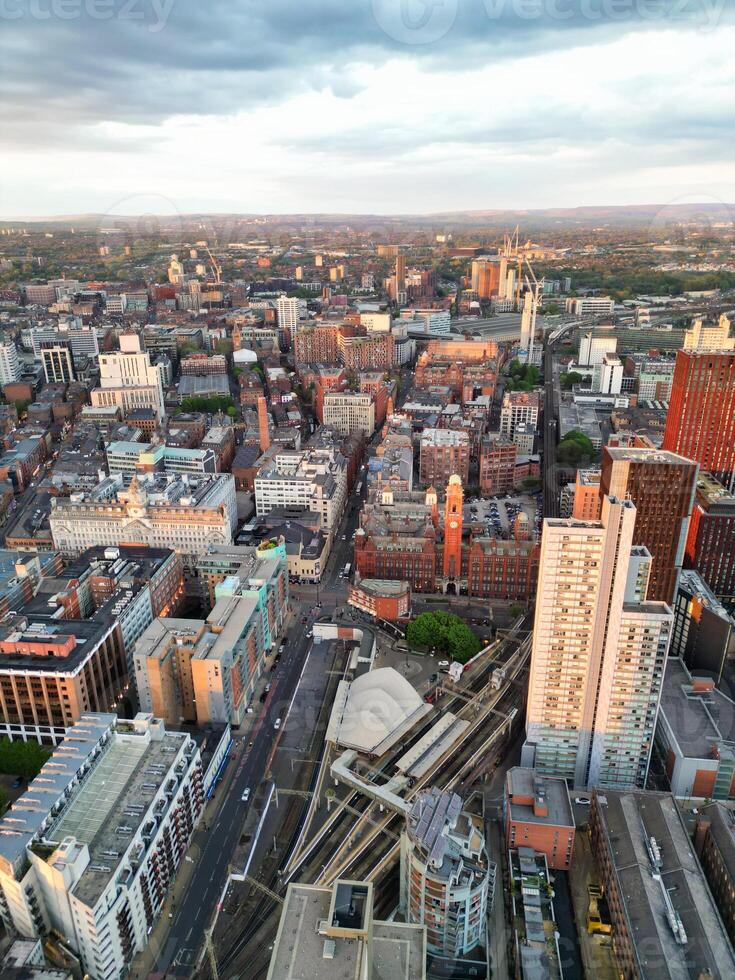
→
(130, 475, 370, 978)
(567, 830, 618, 980)
(129, 600, 324, 979)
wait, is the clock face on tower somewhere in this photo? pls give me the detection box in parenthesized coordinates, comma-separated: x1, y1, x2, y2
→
(449, 520, 458, 529)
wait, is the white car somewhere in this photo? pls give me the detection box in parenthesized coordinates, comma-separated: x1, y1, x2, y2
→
(241, 788, 251, 803)
(437, 660, 450, 668)
(574, 796, 591, 806)
(274, 718, 282, 730)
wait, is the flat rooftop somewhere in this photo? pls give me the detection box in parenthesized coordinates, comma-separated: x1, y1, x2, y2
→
(46, 724, 191, 907)
(0, 614, 113, 675)
(660, 658, 735, 760)
(267, 882, 425, 980)
(506, 767, 574, 829)
(594, 789, 735, 979)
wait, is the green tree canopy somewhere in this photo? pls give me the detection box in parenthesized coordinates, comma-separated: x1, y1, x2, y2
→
(557, 430, 595, 466)
(0, 738, 51, 780)
(560, 371, 585, 391)
(406, 611, 482, 664)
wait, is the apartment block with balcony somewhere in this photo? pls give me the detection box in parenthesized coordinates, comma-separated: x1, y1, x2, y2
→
(0, 713, 204, 980)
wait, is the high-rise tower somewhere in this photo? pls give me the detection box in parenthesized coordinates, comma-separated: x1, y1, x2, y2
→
(524, 496, 673, 789)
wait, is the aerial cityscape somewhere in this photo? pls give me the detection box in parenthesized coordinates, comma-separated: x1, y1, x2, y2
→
(1, 3, 735, 980)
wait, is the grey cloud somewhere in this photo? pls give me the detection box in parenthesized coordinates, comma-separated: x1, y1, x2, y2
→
(2, 0, 733, 146)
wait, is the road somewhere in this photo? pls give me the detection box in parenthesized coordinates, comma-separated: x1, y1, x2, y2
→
(139, 463, 368, 977)
(144, 610, 318, 978)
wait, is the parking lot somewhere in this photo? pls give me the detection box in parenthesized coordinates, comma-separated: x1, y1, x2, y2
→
(464, 492, 541, 539)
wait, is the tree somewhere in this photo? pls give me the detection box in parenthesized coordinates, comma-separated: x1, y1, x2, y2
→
(0, 738, 51, 780)
(406, 611, 482, 662)
(557, 430, 595, 466)
(560, 371, 584, 391)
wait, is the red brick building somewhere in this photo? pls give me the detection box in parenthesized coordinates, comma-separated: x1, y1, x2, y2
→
(348, 578, 411, 621)
(505, 767, 576, 871)
(479, 435, 517, 495)
(600, 446, 699, 604)
(663, 350, 735, 489)
(685, 472, 735, 605)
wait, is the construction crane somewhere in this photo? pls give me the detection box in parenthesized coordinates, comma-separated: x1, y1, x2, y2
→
(203, 243, 222, 285)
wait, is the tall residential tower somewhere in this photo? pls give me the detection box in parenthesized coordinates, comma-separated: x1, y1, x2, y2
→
(524, 496, 673, 789)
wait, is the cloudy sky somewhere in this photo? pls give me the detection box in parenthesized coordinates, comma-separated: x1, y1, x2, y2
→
(1, 0, 734, 216)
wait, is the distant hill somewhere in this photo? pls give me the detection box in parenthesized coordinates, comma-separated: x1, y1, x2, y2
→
(1, 202, 732, 233)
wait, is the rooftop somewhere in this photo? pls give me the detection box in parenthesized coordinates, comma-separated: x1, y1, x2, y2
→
(660, 657, 735, 760)
(327, 667, 432, 756)
(506, 767, 574, 829)
(0, 613, 114, 675)
(267, 881, 426, 980)
(420, 427, 469, 447)
(594, 789, 735, 979)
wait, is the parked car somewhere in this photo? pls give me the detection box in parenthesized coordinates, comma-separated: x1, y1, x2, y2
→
(437, 660, 450, 668)
(274, 718, 282, 730)
(574, 796, 591, 806)
(241, 788, 251, 803)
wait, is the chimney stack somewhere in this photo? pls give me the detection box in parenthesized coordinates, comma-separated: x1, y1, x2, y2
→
(257, 396, 271, 454)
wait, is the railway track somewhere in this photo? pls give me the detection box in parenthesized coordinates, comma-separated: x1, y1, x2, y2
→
(207, 626, 531, 979)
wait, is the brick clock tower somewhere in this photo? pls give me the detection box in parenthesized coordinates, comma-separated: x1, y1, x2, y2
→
(443, 474, 464, 581)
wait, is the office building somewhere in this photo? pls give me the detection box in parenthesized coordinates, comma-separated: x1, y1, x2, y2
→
(419, 429, 470, 486)
(685, 473, 735, 605)
(28, 322, 99, 363)
(267, 879, 426, 980)
(0, 714, 204, 980)
(500, 390, 541, 439)
(49, 473, 236, 570)
(578, 331, 617, 367)
(479, 434, 516, 495)
(524, 496, 673, 789)
(600, 446, 698, 604)
(0, 339, 22, 386)
(196, 540, 289, 618)
(504, 768, 575, 871)
(592, 353, 624, 394)
(348, 578, 410, 621)
(663, 349, 735, 490)
(657, 658, 735, 800)
(638, 359, 675, 401)
(0, 612, 126, 745)
(105, 441, 217, 477)
(322, 391, 375, 438)
(694, 803, 735, 949)
(400, 787, 494, 959)
(90, 334, 165, 420)
(565, 296, 615, 317)
(670, 569, 734, 676)
(40, 344, 75, 384)
(255, 448, 347, 533)
(683, 312, 734, 352)
(589, 789, 735, 979)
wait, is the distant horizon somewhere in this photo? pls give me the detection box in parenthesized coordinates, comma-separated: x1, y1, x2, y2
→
(1, 199, 733, 224)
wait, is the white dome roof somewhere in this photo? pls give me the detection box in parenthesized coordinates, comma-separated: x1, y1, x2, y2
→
(336, 668, 426, 754)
